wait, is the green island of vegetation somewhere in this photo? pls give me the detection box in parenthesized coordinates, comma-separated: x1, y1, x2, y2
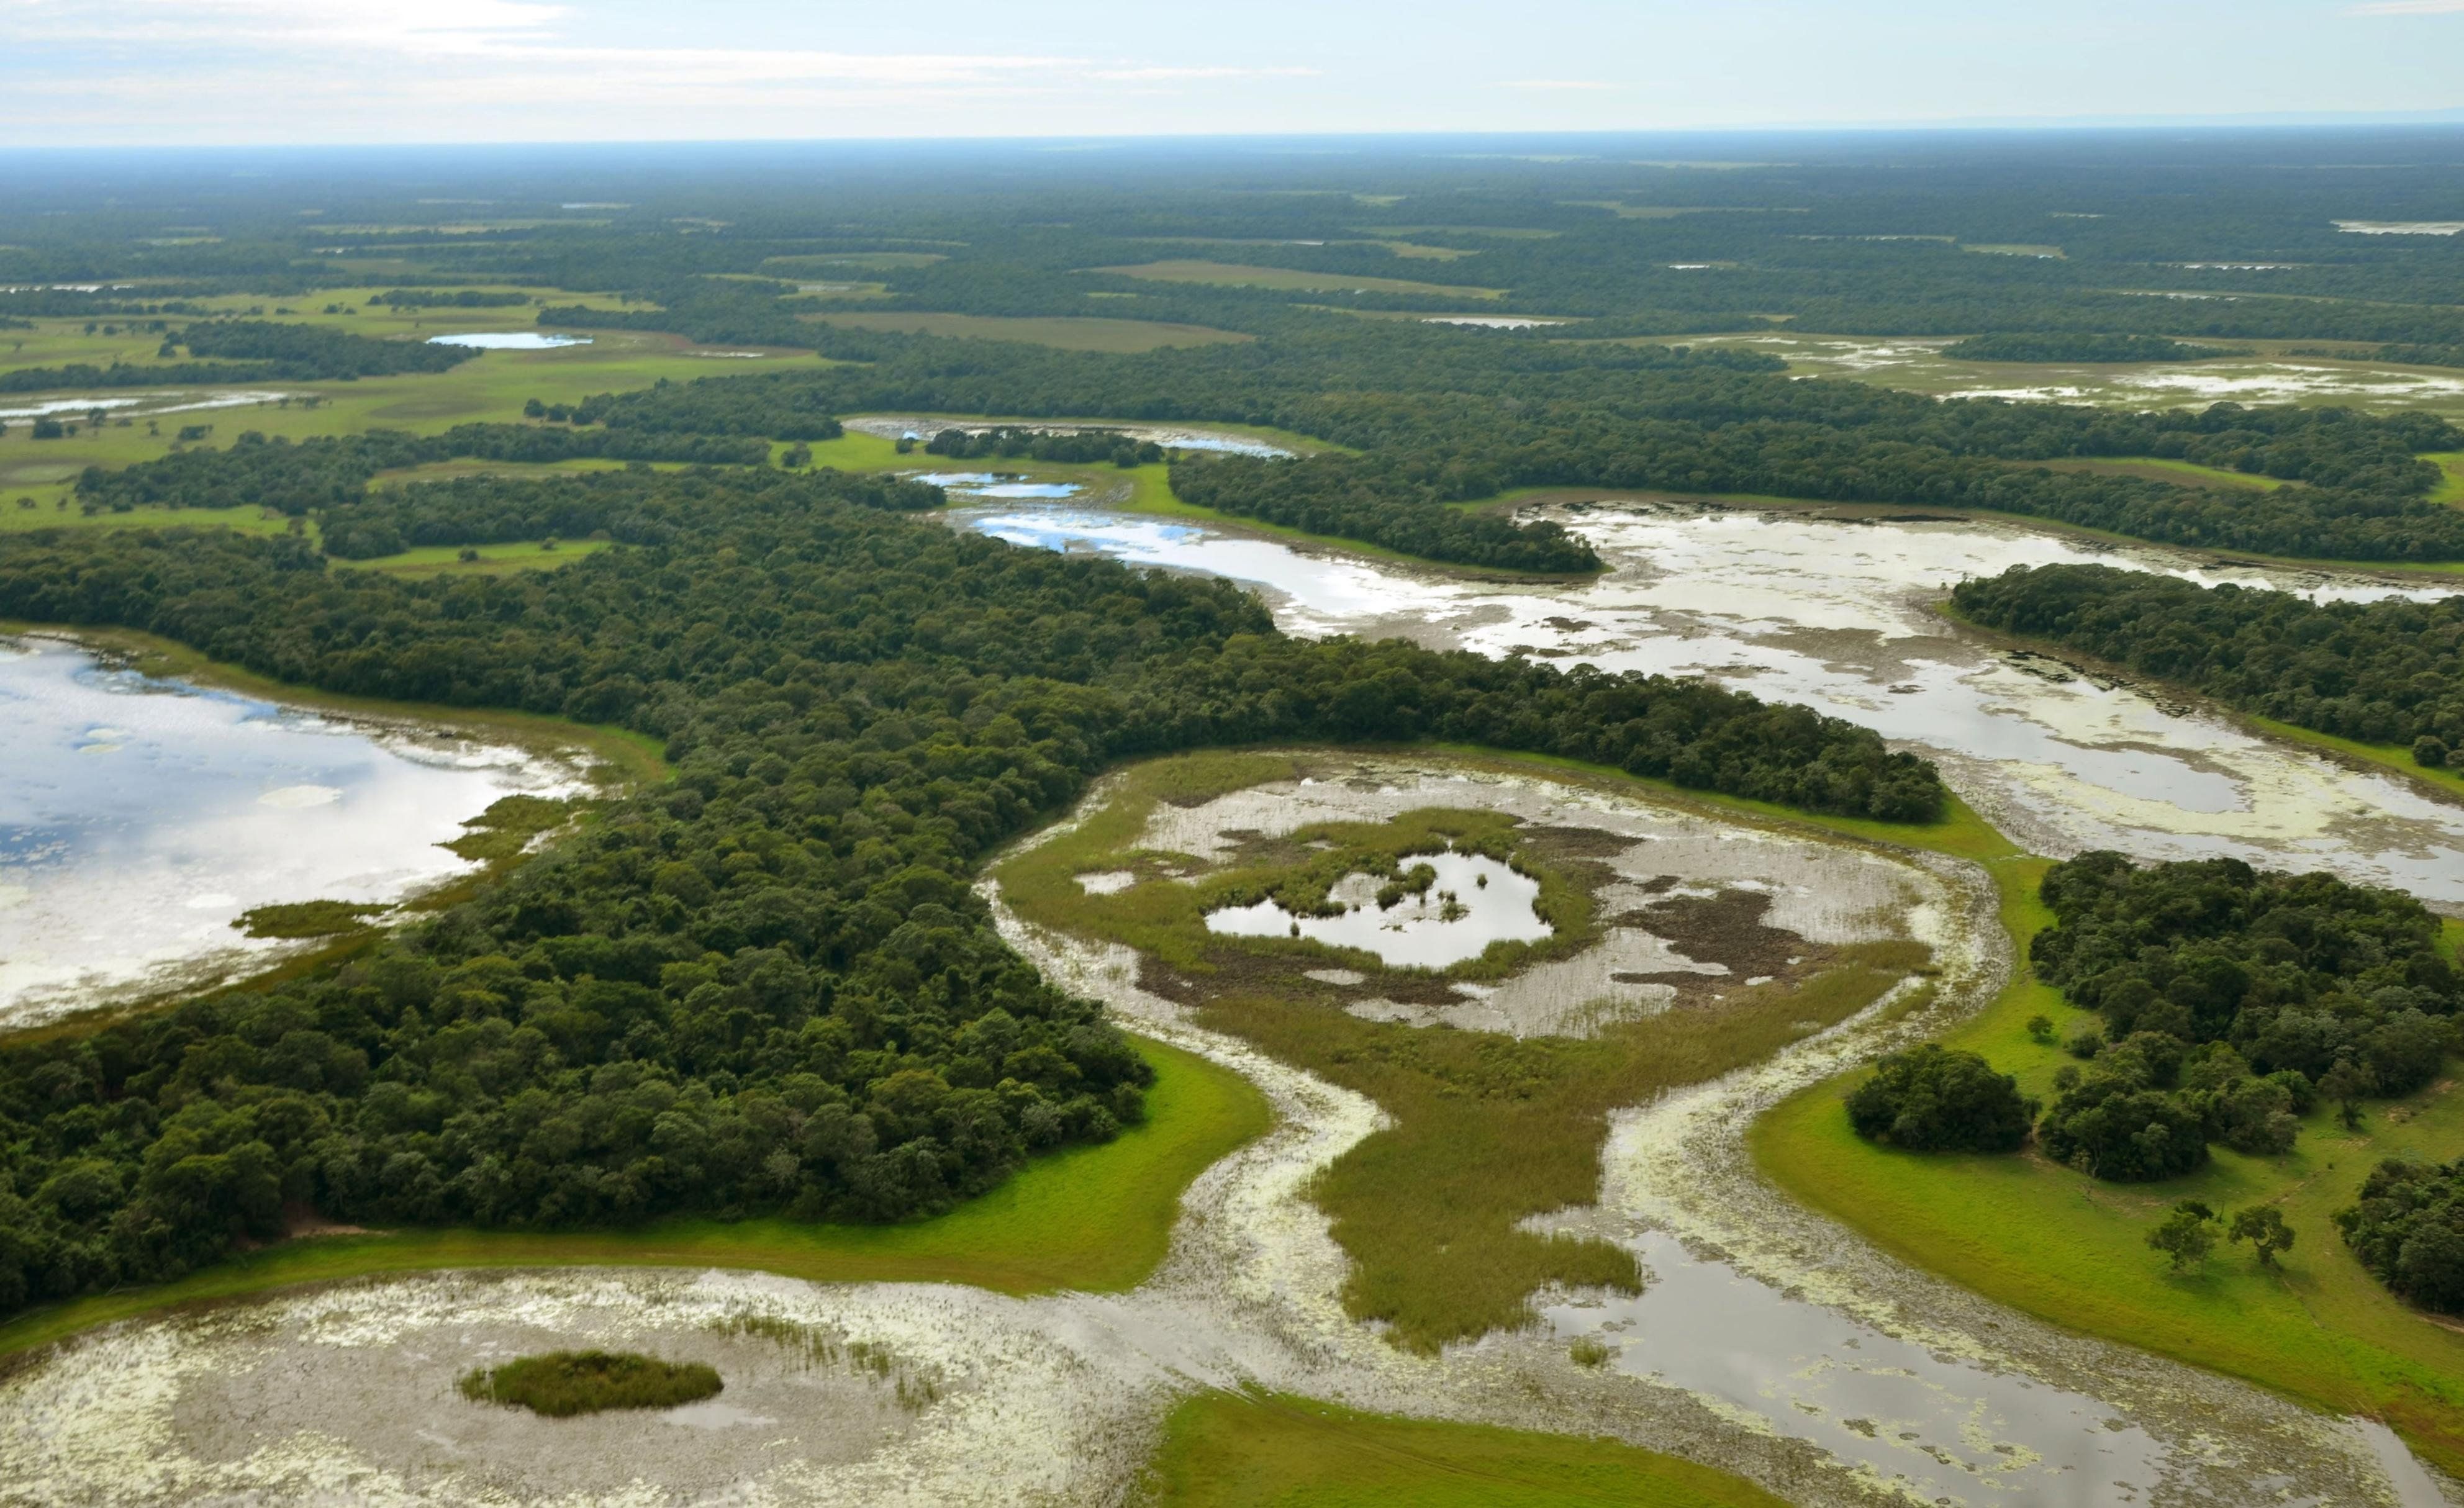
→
(460, 1349, 722, 1416)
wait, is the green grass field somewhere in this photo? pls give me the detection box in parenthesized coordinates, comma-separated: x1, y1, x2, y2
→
(0, 289, 814, 510)
(998, 748, 1950, 1352)
(1752, 864, 2464, 1473)
(1142, 1391, 1786, 1507)
(807, 310, 1252, 351)
(0, 1036, 1269, 1360)
(2427, 451, 2464, 506)
(2030, 455, 2285, 490)
(1087, 260, 1507, 300)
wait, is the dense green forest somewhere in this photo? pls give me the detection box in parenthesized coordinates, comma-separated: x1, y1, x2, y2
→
(1950, 564, 2464, 757)
(565, 322, 2464, 561)
(0, 466, 1939, 1317)
(2027, 852, 2455, 1180)
(2337, 1160, 2464, 1314)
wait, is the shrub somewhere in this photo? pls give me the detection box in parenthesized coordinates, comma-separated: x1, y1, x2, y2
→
(2417, 735, 2451, 770)
(1844, 1044, 2037, 1152)
(459, 1350, 722, 1416)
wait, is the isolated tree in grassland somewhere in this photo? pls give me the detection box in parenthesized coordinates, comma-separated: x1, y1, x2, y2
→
(2148, 1201, 2219, 1272)
(2227, 1205, 2296, 1268)
(2321, 1060, 2375, 1129)
(1844, 1044, 2037, 1152)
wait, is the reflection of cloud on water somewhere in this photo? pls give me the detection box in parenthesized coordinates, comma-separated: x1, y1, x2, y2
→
(0, 638, 579, 1027)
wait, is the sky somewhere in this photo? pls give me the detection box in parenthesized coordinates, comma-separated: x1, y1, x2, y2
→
(1, 0, 2460, 147)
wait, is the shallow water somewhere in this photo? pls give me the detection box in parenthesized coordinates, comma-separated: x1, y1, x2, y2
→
(422, 332, 591, 350)
(948, 501, 2464, 908)
(1688, 331, 2464, 415)
(1205, 849, 1549, 968)
(846, 415, 1295, 457)
(0, 637, 575, 1027)
(0, 389, 295, 422)
(1547, 1231, 2170, 1504)
(910, 471, 1082, 499)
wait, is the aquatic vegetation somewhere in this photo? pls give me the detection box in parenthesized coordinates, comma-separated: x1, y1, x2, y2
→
(460, 1349, 723, 1415)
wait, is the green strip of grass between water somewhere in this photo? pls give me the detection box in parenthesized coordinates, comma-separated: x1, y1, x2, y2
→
(1142, 1389, 1787, 1507)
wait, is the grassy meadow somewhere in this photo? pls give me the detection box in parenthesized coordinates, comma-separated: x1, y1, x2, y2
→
(1143, 1391, 1786, 1507)
(0, 1036, 1269, 1359)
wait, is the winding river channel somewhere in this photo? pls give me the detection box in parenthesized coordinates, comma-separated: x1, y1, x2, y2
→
(957, 499, 2464, 910)
(2, 499, 2460, 1505)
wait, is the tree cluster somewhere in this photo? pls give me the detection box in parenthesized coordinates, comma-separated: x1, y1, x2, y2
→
(1950, 564, 2464, 753)
(2336, 1160, 2464, 1313)
(2029, 852, 2456, 1180)
(1844, 1044, 2037, 1151)
(923, 427, 1166, 467)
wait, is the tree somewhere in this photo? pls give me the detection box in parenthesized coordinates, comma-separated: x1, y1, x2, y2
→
(2227, 1204, 2295, 1268)
(2147, 1201, 2219, 1271)
(2419, 736, 2452, 770)
(2026, 1014, 2057, 1045)
(2320, 1060, 2375, 1129)
(1844, 1044, 2037, 1152)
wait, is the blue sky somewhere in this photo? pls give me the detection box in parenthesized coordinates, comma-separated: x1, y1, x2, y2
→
(1, 0, 2458, 146)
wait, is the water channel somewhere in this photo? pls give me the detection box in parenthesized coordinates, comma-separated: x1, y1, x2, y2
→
(951, 499, 2464, 910)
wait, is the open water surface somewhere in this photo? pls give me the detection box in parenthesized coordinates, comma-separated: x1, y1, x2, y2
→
(0, 636, 576, 1027)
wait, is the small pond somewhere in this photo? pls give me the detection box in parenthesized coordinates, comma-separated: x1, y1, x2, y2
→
(424, 332, 593, 350)
(912, 472, 1082, 500)
(1203, 849, 1549, 968)
(0, 637, 578, 1028)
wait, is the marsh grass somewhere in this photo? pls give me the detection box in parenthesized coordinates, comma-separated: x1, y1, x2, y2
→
(230, 900, 388, 938)
(710, 1312, 943, 1409)
(1140, 1388, 1787, 1507)
(458, 1350, 721, 1416)
(1001, 749, 1930, 1351)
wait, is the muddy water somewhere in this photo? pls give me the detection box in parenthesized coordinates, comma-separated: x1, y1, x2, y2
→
(0, 761, 2447, 1505)
(948, 501, 2464, 909)
(0, 636, 579, 1029)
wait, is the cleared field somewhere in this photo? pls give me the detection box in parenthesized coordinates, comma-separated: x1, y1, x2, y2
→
(1144, 1391, 1785, 1507)
(0, 1036, 1268, 1359)
(2027, 456, 2285, 490)
(807, 310, 1251, 351)
(0, 322, 803, 510)
(343, 537, 613, 577)
(2429, 449, 2464, 505)
(1754, 874, 2464, 1473)
(1087, 260, 1506, 300)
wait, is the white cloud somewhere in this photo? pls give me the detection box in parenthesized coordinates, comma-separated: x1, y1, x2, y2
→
(1501, 78, 1618, 90)
(2348, 0, 2464, 12)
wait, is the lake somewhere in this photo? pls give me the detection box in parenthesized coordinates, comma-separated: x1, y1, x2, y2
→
(0, 636, 579, 1028)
